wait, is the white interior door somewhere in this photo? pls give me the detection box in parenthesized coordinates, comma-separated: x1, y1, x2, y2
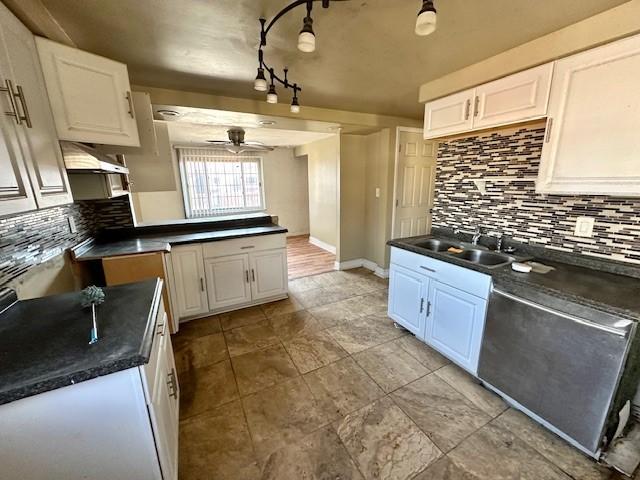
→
(249, 249, 288, 300)
(393, 131, 437, 239)
(205, 254, 251, 310)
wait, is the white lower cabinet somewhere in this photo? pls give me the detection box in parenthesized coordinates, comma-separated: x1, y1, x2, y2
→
(171, 234, 288, 320)
(249, 249, 288, 301)
(170, 244, 209, 318)
(425, 280, 487, 374)
(388, 264, 429, 339)
(205, 254, 252, 310)
(388, 246, 490, 374)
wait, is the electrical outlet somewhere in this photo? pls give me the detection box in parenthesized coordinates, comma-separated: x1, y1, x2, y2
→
(375, 187, 381, 198)
(574, 216, 595, 238)
(68, 216, 77, 234)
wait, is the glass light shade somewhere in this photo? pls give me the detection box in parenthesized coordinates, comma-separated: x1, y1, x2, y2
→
(297, 31, 316, 53)
(290, 103, 300, 113)
(254, 78, 267, 92)
(415, 10, 437, 36)
(266, 92, 278, 104)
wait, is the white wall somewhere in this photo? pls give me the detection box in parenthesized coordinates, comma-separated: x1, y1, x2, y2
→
(262, 148, 310, 236)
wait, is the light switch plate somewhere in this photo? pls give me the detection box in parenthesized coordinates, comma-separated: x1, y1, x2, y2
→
(375, 187, 381, 198)
(574, 216, 595, 238)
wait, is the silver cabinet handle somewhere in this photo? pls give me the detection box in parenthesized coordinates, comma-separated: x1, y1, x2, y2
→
(545, 118, 553, 143)
(426, 300, 432, 317)
(464, 98, 471, 120)
(420, 265, 436, 273)
(240, 246, 255, 250)
(251, 269, 256, 282)
(473, 95, 480, 117)
(167, 368, 178, 399)
(245, 270, 249, 283)
(125, 91, 135, 118)
(0, 80, 31, 127)
(420, 298, 424, 313)
(156, 322, 166, 336)
(200, 277, 205, 291)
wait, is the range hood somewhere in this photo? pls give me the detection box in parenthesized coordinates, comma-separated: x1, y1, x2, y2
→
(61, 141, 129, 174)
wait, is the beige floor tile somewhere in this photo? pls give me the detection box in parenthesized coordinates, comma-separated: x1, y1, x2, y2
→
(261, 295, 304, 318)
(295, 285, 354, 309)
(219, 305, 266, 331)
(179, 400, 257, 480)
(223, 320, 280, 357)
(494, 409, 612, 480)
(173, 315, 221, 343)
(173, 332, 227, 373)
(311, 270, 349, 288)
(283, 329, 348, 374)
(391, 373, 492, 453)
(307, 301, 363, 330)
(394, 334, 450, 370)
(288, 276, 323, 295)
(304, 357, 384, 419)
(447, 421, 572, 479)
(179, 360, 238, 419)
(326, 314, 405, 354)
(242, 377, 330, 458)
(258, 426, 364, 480)
(412, 456, 476, 479)
(334, 396, 442, 480)
(354, 340, 430, 393)
(231, 344, 299, 396)
(435, 363, 507, 418)
(268, 310, 322, 341)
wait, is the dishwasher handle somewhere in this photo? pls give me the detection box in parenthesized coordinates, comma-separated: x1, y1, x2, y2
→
(492, 289, 633, 338)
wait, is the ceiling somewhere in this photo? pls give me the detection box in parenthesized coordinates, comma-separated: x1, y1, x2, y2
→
(40, 0, 630, 119)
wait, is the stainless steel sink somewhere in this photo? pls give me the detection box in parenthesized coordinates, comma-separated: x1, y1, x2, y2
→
(450, 249, 516, 268)
(414, 238, 461, 252)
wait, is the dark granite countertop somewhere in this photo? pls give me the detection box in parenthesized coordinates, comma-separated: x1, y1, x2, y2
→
(388, 233, 640, 322)
(0, 279, 162, 406)
(72, 214, 288, 261)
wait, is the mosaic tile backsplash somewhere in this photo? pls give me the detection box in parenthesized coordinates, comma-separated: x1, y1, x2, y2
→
(432, 127, 640, 264)
(0, 196, 133, 287)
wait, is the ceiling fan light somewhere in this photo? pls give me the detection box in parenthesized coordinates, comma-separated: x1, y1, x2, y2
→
(415, 0, 437, 36)
(254, 68, 267, 91)
(298, 17, 315, 53)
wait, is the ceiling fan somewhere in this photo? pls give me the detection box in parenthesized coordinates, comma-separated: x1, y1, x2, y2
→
(206, 128, 274, 154)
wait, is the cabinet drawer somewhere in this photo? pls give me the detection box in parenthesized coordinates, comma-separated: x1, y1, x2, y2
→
(140, 297, 167, 403)
(202, 233, 286, 258)
(390, 247, 491, 299)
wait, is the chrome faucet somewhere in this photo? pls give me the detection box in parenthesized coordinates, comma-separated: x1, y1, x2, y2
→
(471, 227, 482, 245)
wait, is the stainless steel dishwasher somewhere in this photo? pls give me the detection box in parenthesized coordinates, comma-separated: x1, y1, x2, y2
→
(478, 288, 637, 457)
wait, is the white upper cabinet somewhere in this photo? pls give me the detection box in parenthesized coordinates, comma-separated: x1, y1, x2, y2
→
(537, 34, 640, 196)
(423, 63, 553, 139)
(35, 37, 140, 147)
(473, 63, 553, 130)
(424, 89, 475, 138)
(0, 5, 72, 209)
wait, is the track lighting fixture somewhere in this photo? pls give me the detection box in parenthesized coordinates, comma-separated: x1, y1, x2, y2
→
(254, 1, 347, 111)
(415, 0, 437, 36)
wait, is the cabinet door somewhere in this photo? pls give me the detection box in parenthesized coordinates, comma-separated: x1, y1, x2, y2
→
(35, 37, 140, 147)
(473, 63, 553, 129)
(388, 264, 429, 339)
(0, 5, 72, 208)
(249, 248, 288, 301)
(148, 335, 178, 480)
(424, 89, 474, 139)
(170, 244, 209, 318)
(205, 254, 251, 310)
(425, 281, 487, 374)
(537, 34, 640, 196)
(0, 8, 35, 216)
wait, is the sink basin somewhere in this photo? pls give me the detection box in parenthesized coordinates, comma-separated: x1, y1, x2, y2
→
(451, 249, 516, 268)
(414, 238, 461, 252)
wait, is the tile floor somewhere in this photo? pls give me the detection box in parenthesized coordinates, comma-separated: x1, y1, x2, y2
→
(172, 268, 623, 480)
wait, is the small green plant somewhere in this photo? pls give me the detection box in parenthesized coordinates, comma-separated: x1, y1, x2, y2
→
(81, 286, 105, 344)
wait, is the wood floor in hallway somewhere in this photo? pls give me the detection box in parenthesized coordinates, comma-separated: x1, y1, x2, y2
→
(286, 235, 336, 280)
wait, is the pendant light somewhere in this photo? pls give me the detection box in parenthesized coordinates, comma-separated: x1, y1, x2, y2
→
(415, 0, 437, 36)
(254, 67, 267, 91)
(297, 16, 315, 52)
(266, 71, 278, 104)
(290, 88, 300, 113)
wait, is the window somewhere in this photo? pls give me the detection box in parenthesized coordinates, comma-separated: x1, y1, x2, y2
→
(178, 148, 264, 218)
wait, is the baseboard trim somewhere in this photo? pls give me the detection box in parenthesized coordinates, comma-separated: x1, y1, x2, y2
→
(335, 258, 389, 279)
(309, 236, 337, 254)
